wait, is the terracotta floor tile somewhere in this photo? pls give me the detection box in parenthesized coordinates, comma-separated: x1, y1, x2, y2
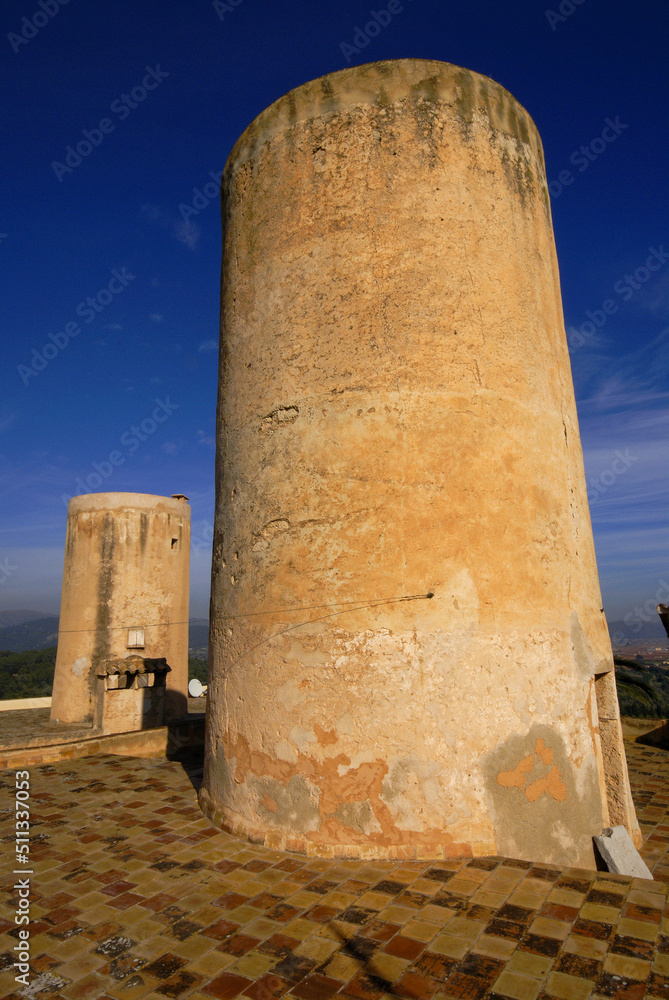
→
(579, 903, 621, 925)
(602, 952, 651, 981)
(646, 971, 669, 999)
(442, 970, 490, 999)
(469, 888, 510, 909)
(279, 918, 323, 941)
(506, 950, 553, 978)
(62, 970, 115, 999)
(376, 904, 420, 925)
(554, 951, 602, 979)
(507, 891, 551, 911)
(628, 888, 667, 909)
(528, 916, 572, 940)
(382, 934, 424, 961)
(227, 952, 275, 980)
(571, 919, 614, 942)
(497, 904, 535, 926)
(541, 902, 580, 922)
(413, 950, 458, 979)
(217, 934, 262, 958)
(337, 970, 389, 1000)
(57, 952, 107, 980)
(594, 971, 646, 1000)
(402, 918, 441, 942)
(365, 951, 410, 983)
(471, 934, 518, 960)
(543, 970, 595, 1000)
(441, 916, 485, 943)
(291, 972, 345, 999)
(616, 916, 661, 941)
(622, 902, 663, 923)
(458, 951, 506, 984)
(320, 951, 364, 982)
(490, 969, 543, 1000)
(357, 919, 401, 942)
(393, 969, 440, 998)
(202, 971, 254, 998)
(430, 933, 472, 960)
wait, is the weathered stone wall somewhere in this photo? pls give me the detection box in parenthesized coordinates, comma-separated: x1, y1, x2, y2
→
(51, 493, 190, 726)
(201, 59, 640, 865)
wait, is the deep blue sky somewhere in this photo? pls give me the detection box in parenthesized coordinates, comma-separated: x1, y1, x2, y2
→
(1, 0, 667, 623)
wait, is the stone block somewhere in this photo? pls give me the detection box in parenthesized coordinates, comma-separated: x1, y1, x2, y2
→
(594, 826, 653, 879)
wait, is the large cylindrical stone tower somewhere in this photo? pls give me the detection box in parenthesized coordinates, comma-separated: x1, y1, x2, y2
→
(51, 493, 190, 725)
(201, 59, 639, 866)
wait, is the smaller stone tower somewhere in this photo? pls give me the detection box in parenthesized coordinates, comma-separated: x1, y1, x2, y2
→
(51, 493, 190, 727)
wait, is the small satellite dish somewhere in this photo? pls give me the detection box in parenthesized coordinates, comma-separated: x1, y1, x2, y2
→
(189, 678, 203, 698)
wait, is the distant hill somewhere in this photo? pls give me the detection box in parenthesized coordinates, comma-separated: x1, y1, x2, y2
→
(0, 609, 58, 629)
(0, 616, 60, 651)
(608, 619, 667, 646)
(189, 619, 209, 652)
(0, 611, 209, 654)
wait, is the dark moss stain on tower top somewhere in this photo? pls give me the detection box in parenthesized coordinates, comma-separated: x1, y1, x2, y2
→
(89, 513, 115, 719)
(139, 511, 149, 552)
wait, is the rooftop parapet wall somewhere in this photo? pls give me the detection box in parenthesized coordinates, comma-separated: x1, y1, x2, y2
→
(202, 59, 640, 866)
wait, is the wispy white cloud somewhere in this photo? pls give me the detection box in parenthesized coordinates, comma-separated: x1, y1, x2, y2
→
(141, 203, 202, 251)
(197, 429, 215, 447)
(175, 219, 201, 250)
(198, 340, 218, 352)
(580, 398, 669, 618)
(150, 313, 164, 323)
(575, 326, 669, 414)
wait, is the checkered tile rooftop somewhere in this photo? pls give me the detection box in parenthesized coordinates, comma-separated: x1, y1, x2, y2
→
(1, 737, 668, 1000)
